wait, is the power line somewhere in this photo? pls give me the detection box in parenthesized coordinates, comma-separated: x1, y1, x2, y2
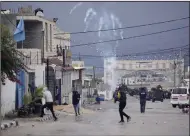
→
(2, 11, 189, 54)
(71, 44, 189, 58)
(54, 16, 189, 35)
(71, 26, 189, 47)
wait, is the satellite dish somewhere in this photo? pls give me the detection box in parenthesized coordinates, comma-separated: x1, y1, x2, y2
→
(35, 8, 44, 17)
(36, 11, 44, 17)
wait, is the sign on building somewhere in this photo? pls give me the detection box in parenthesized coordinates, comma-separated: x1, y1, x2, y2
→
(72, 61, 85, 69)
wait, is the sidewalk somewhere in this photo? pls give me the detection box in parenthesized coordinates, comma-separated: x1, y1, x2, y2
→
(54, 104, 94, 114)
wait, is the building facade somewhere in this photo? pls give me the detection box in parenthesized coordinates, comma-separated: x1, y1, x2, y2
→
(104, 59, 184, 89)
(1, 6, 73, 115)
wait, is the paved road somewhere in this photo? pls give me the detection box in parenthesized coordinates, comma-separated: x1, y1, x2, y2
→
(2, 96, 189, 136)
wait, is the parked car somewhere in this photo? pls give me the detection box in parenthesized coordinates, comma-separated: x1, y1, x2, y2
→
(99, 94, 105, 101)
(163, 90, 171, 99)
(177, 87, 189, 109)
(170, 88, 179, 108)
(151, 88, 164, 102)
(146, 91, 152, 101)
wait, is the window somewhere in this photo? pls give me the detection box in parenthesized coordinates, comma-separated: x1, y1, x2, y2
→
(129, 63, 132, 69)
(147, 63, 152, 68)
(173, 88, 187, 94)
(170, 63, 173, 69)
(106, 61, 111, 65)
(156, 63, 159, 69)
(162, 63, 166, 69)
(123, 64, 125, 69)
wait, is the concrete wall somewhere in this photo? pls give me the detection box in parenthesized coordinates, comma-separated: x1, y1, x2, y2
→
(61, 71, 72, 104)
(17, 21, 43, 49)
(17, 49, 42, 64)
(72, 71, 79, 81)
(1, 79, 16, 117)
(28, 64, 46, 87)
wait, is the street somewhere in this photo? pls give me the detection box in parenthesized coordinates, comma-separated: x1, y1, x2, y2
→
(2, 96, 189, 136)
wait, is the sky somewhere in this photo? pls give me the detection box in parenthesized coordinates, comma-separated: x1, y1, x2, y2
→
(1, 2, 189, 74)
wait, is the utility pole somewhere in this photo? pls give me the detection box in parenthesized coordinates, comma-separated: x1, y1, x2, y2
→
(46, 58, 49, 88)
(174, 60, 176, 88)
(93, 66, 96, 88)
(93, 66, 96, 81)
(183, 55, 186, 79)
(79, 52, 81, 61)
(41, 30, 44, 64)
(62, 48, 67, 104)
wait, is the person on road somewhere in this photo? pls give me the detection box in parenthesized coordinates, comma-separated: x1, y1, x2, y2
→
(117, 87, 131, 123)
(72, 91, 81, 116)
(40, 87, 57, 121)
(139, 87, 147, 113)
(113, 89, 119, 103)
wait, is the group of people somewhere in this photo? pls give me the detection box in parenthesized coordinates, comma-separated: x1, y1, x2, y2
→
(41, 84, 147, 123)
(113, 86, 148, 123)
(40, 87, 81, 121)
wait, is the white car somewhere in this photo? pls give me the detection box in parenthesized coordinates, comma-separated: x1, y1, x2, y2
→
(171, 87, 189, 108)
(170, 88, 179, 108)
(178, 87, 189, 108)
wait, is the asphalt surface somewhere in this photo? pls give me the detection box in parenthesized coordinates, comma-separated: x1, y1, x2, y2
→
(2, 96, 189, 136)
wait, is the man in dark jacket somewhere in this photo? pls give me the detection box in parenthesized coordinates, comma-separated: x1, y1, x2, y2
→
(118, 88, 131, 123)
(113, 89, 119, 103)
(72, 91, 80, 116)
(139, 87, 147, 113)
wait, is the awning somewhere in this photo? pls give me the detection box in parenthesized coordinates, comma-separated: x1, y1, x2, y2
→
(63, 66, 74, 71)
(73, 67, 86, 70)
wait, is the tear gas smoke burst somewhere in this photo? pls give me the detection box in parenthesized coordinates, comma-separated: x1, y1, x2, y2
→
(70, 5, 124, 92)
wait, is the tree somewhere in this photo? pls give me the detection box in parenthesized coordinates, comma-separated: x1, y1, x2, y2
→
(1, 24, 28, 84)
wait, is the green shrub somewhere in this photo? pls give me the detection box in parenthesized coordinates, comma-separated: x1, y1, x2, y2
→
(34, 86, 44, 98)
(23, 92, 32, 105)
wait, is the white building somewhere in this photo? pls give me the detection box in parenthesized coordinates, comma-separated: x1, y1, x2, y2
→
(1, 6, 73, 115)
(104, 59, 184, 89)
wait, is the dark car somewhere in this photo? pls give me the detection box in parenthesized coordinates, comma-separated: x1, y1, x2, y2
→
(146, 91, 152, 101)
(163, 91, 171, 99)
(151, 88, 164, 102)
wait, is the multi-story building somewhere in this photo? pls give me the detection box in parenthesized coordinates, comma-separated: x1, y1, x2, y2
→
(1, 6, 82, 115)
(15, 6, 70, 59)
(104, 59, 184, 89)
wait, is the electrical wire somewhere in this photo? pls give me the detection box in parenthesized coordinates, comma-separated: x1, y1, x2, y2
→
(2, 11, 188, 51)
(71, 44, 189, 58)
(71, 26, 189, 47)
(54, 16, 189, 35)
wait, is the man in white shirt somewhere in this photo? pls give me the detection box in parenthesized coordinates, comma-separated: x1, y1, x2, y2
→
(40, 87, 57, 121)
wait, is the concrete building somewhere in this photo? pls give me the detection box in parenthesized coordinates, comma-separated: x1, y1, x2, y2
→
(1, 6, 73, 115)
(15, 6, 70, 59)
(104, 59, 184, 89)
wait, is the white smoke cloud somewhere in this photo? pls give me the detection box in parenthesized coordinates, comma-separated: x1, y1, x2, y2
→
(70, 4, 124, 93)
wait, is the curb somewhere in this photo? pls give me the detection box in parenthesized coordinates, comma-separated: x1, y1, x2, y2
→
(1, 120, 19, 130)
(37, 113, 60, 122)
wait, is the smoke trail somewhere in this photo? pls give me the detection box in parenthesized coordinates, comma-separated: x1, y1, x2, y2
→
(98, 17, 103, 37)
(84, 8, 97, 32)
(70, 2, 83, 14)
(114, 17, 124, 39)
